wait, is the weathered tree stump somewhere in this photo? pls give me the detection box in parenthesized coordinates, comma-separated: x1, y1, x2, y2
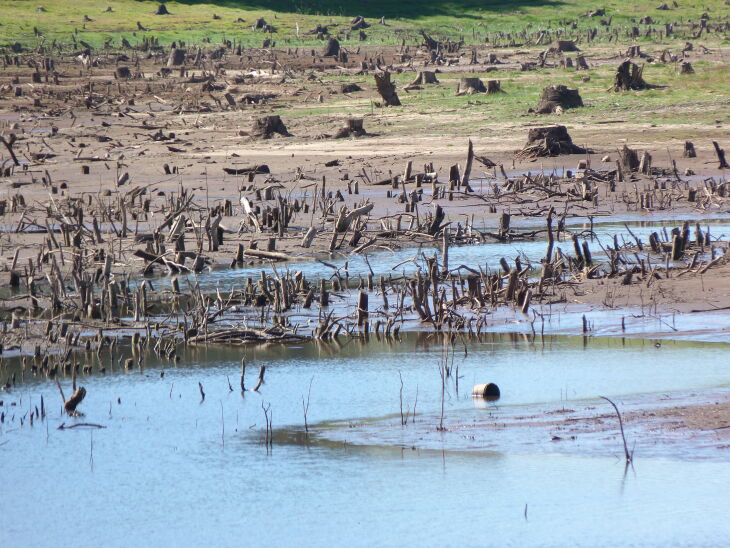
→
(155, 3, 169, 15)
(322, 37, 340, 57)
(350, 16, 369, 30)
(167, 48, 185, 67)
(334, 118, 366, 138)
(621, 145, 640, 172)
(251, 116, 291, 139)
(456, 77, 486, 95)
(115, 66, 132, 79)
(713, 141, 729, 169)
(613, 59, 648, 91)
(554, 40, 580, 52)
(535, 85, 583, 114)
(680, 61, 694, 74)
(516, 126, 587, 158)
(410, 71, 439, 86)
(683, 141, 696, 158)
(575, 55, 589, 71)
(374, 72, 401, 106)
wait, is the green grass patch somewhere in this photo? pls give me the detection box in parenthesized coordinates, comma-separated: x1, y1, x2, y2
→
(0, 0, 727, 48)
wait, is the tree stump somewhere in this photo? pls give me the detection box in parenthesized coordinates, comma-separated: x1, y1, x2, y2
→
(410, 71, 439, 86)
(680, 61, 694, 74)
(536, 85, 583, 114)
(115, 66, 132, 79)
(456, 77, 486, 95)
(155, 3, 169, 15)
(251, 116, 291, 139)
(621, 145, 640, 172)
(322, 38, 340, 57)
(554, 40, 580, 52)
(613, 59, 648, 91)
(516, 126, 587, 158)
(334, 118, 366, 138)
(167, 48, 185, 67)
(683, 141, 696, 158)
(374, 72, 401, 106)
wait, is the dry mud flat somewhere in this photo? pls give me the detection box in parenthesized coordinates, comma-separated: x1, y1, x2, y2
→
(1, 35, 730, 457)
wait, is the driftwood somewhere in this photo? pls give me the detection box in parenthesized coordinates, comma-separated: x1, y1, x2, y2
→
(223, 165, 270, 175)
(243, 249, 294, 262)
(335, 202, 374, 232)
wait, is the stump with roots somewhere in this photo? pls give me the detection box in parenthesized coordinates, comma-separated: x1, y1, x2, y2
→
(374, 72, 401, 106)
(680, 61, 694, 74)
(410, 71, 439, 86)
(456, 78, 503, 96)
(613, 59, 648, 91)
(155, 3, 169, 15)
(167, 48, 186, 67)
(554, 40, 580, 52)
(251, 116, 291, 139)
(516, 126, 587, 158)
(536, 85, 583, 114)
(334, 118, 366, 138)
(115, 66, 132, 79)
(576, 55, 589, 70)
(322, 37, 340, 57)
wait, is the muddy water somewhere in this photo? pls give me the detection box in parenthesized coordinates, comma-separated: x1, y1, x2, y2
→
(2, 333, 730, 546)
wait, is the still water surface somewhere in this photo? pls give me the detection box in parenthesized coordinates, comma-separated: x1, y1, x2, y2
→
(2, 333, 730, 546)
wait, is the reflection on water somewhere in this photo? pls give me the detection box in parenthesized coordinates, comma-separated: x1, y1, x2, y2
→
(2, 333, 730, 545)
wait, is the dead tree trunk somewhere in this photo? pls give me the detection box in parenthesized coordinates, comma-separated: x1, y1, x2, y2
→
(713, 141, 729, 169)
(374, 72, 401, 106)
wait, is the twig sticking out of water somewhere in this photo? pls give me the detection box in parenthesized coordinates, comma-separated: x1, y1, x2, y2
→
(600, 396, 632, 463)
(240, 358, 246, 391)
(301, 376, 314, 433)
(254, 365, 266, 392)
(262, 402, 273, 451)
(198, 382, 205, 402)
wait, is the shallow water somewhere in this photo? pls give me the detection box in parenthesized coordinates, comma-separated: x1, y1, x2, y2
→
(2, 333, 730, 546)
(193, 218, 730, 291)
